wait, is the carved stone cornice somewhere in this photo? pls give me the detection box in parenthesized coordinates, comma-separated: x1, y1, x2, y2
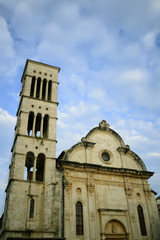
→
(58, 160, 153, 179)
(81, 137, 96, 148)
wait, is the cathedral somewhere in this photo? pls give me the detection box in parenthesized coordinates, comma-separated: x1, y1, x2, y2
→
(0, 59, 160, 240)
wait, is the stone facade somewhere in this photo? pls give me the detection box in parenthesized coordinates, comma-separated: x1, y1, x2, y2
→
(0, 60, 160, 240)
(58, 120, 160, 240)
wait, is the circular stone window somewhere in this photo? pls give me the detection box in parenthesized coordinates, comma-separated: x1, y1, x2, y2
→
(101, 152, 110, 162)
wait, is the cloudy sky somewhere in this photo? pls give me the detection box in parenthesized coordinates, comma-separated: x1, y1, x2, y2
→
(0, 0, 160, 215)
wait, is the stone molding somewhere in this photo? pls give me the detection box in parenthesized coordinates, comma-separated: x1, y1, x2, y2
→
(59, 160, 153, 179)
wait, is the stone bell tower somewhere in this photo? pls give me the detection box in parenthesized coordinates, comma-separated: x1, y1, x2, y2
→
(0, 60, 64, 240)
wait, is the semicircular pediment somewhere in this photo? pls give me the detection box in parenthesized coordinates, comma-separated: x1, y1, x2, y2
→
(85, 120, 126, 148)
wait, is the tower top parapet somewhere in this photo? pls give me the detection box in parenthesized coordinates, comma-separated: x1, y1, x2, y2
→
(21, 59, 61, 83)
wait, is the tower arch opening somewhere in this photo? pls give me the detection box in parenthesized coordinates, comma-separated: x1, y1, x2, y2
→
(36, 153, 45, 182)
(27, 111, 34, 136)
(30, 76, 35, 97)
(24, 152, 35, 180)
(43, 114, 49, 138)
(48, 80, 52, 101)
(35, 113, 41, 137)
(42, 78, 47, 99)
(36, 77, 41, 98)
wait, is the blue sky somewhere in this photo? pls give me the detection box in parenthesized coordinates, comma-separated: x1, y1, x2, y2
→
(0, 0, 160, 215)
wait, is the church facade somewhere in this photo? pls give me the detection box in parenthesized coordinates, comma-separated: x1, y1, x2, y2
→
(0, 60, 160, 240)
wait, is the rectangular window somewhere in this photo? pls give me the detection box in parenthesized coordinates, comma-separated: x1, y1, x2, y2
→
(29, 199, 35, 218)
(76, 202, 83, 235)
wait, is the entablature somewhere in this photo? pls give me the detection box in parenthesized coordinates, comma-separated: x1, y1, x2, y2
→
(58, 160, 154, 179)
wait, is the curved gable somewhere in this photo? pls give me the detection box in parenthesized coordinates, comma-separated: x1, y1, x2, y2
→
(117, 147, 147, 171)
(58, 120, 147, 172)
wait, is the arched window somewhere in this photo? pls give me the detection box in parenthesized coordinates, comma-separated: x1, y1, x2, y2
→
(27, 112, 34, 136)
(24, 152, 34, 180)
(42, 79, 47, 99)
(35, 113, 41, 137)
(137, 205, 147, 236)
(76, 201, 83, 235)
(36, 153, 45, 182)
(43, 114, 49, 138)
(48, 80, 52, 101)
(29, 199, 35, 218)
(30, 76, 35, 97)
(36, 77, 41, 98)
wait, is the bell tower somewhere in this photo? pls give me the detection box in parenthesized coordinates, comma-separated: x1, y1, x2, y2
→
(1, 60, 64, 240)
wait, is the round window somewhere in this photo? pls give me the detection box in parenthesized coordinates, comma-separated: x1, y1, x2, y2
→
(101, 152, 110, 162)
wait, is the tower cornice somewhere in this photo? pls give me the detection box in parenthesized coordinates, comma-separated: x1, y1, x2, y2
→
(21, 59, 61, 83)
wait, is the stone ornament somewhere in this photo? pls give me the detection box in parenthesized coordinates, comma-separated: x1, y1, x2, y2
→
(76, 187, 82, 195)
(125, 185, 133, 198)
(87, 182, 95, 193)
(112, 224, 116, 233)
(65, 181, 72, 192)
(99, 120, 110, 130)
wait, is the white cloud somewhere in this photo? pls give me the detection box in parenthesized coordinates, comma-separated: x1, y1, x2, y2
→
(149, 172, 160, 195)
(0, 109, 16, 215)
(120, 69, 148, 83)
(0, 17, 15, 59)
(0, 108, 16, 168)
(147, 152, 160, 158)
(0, 108, 16, 124)
(151, 0, 160, 13)
(0, 109, 16, 178)
(142, 32, 155, 50)
(0, 16, 17, 81)
(70, 73, 86, 96)
(123, 43, 141, 59)
(0, 165, 8, 190)
(57, 110, 69, 120)
(87, 87, 118, 112)
(68, 101, 99, 117)
(88, 88, 106, 101)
